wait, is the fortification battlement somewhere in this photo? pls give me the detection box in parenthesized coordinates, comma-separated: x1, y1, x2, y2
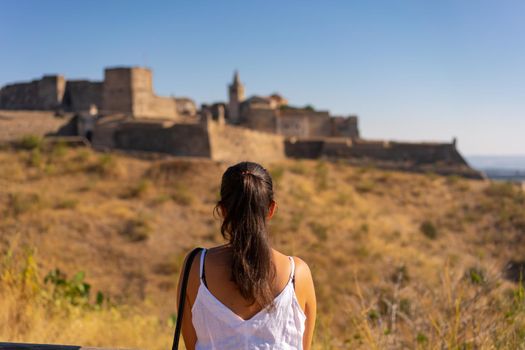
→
(0, 75, 65, 110)
(0, 67, 481, 178)
(0, 66, 185, 121)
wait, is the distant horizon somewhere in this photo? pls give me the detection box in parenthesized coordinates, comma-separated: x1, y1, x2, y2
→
(1, 0, 524, 155)
(466, 154, 525, 173)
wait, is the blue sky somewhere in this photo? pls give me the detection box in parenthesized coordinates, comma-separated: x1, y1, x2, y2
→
(1, 0, 524, 155)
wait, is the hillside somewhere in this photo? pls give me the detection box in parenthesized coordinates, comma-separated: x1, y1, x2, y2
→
(1, 140, 524, 349)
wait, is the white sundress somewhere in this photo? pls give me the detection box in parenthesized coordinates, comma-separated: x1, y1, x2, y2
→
(191, 248, 306, 349)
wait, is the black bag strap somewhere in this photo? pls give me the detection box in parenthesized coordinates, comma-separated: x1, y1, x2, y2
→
(172, 247, 203, 350)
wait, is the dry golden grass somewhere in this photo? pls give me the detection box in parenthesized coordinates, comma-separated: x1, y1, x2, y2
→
(1, 144, 525, 349)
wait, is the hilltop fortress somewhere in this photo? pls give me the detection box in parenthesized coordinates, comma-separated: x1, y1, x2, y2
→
(0, 66, 481, 177)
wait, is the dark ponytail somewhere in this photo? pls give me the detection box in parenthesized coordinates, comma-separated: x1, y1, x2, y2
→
(217, 161, 276, 309)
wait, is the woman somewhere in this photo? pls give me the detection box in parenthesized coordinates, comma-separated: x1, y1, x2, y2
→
(176, 161, 316, 349)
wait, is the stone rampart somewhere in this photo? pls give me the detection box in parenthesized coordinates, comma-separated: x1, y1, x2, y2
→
(102, 68, 133, 115)
(102, 67, 178, 120)
(331, 116, 359, 138)
(63, 80, 103, 112)
(284, 139, 325, 158)
(208, 121, 285, 163)
(113, 120, 210, 157)
(0, 110, 74, 142)
(286, 138, 469, 166)
(243, 107, 276, 134)
(0, 75, 65, 110)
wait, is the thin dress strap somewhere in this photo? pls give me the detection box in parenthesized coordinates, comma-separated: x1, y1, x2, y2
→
(199, 248, 207, 282)
(288, 256, 296, 287)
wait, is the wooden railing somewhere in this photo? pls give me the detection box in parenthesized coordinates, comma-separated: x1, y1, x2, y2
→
(0, 342, 139, 350)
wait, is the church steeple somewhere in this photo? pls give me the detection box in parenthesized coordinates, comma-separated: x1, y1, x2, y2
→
(233, 70, 241, 85)
(228, 70, 245, 124)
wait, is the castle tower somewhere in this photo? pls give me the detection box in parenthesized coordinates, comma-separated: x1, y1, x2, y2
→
(228, 70, 245, 124)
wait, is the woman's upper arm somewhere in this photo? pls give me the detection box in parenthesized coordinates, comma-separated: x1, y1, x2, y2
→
(176, 249, 201, 350)
(293, 257, 317, 350)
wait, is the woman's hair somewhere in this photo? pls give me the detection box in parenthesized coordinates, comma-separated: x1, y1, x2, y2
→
(216, 161, 276, 309)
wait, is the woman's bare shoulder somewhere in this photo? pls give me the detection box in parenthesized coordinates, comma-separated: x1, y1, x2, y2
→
(291, 256, 312, 278)
(270, 249, 312, 280)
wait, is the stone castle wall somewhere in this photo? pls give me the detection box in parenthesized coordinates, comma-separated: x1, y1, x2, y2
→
(277, 109, 332, 137)
(208, 121, 285, 163)
(103, 67, 177, 120)
(243, 107, 276, 134)
(0, 67, 178, 120)
(100, 118, 284, 163)
(0, 110, 74, 142)
(286, 138, 468, 165)
(241, 105, 359, 139)
(331, 116, 359, 138)
(63, 81, 103, 112)
(0, 75, 65, 110)
(102, 68, 133, 115)
(113, 120, 210, 157)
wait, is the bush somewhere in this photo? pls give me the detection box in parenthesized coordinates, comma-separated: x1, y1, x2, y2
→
(125, 179, 152, 199)
(55, 198, 79, 210)
(391, 265, 410, 285)
(44, 269, 91, 306)
(314, 160, 329, 190)
(51, 140, 68, 159)
(420, 220, 438, 239)
(6, 192, 42, 217)
(290, 211, 304, 232)
(466, 267, 486, 285)
(355, 180, 374, 194)
(171, 184, 194, 206)
(485, 181, 520, 199)
(28, 148, 43, 168)
(269, 165, 285, 185)
(73, 149, 91, 163)
(91, 153, 121, 177)
(309, 222, 328, 242)
(289, 161, 308, 175)
(17, 135, 43, 150)
(122, 215, 153, 242)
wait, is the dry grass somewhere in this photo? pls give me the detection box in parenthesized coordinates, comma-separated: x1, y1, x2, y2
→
(1, 145, 525, 349)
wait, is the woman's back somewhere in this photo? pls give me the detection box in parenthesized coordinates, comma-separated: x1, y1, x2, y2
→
(179, 245, 316, 350)
(190, 247, 306, 349)
(176, 162, 316, 349)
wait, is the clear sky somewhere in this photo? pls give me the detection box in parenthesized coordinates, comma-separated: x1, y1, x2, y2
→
(1, 0, 524, 155)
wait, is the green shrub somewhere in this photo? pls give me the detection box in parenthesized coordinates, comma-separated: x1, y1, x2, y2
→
(123, 215, 153, 242)
(18, 135, 43, 150)
(91, 153, 118, 176)
(391, 265, 410, 285)
(420, 220, 438, 239)
(51, 140, 68, 159)
(44, 269, 91, 306)
(55, 198, 79, 210)
(125, 179, 152, 199)
(485, 181, 519, 199)
(309, 222, 328, 242)
(289, 161, 308, 175)
(171, 184, 193, 206)
(290, 211, 304, 232)
(28, 148, 43, 168)
(416, 332, 428, 345)
(269, 165, 285, 185)
(355, 180, 374, 194)
(151, 193, 172, 206)
(314, 161, 329, 190)
(6, 192, 42, 217)
(335, 192, 352, 206)
(466, 267, 486, 285)
(44, 269, 106, 308)
(73, 149, 91, 163)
